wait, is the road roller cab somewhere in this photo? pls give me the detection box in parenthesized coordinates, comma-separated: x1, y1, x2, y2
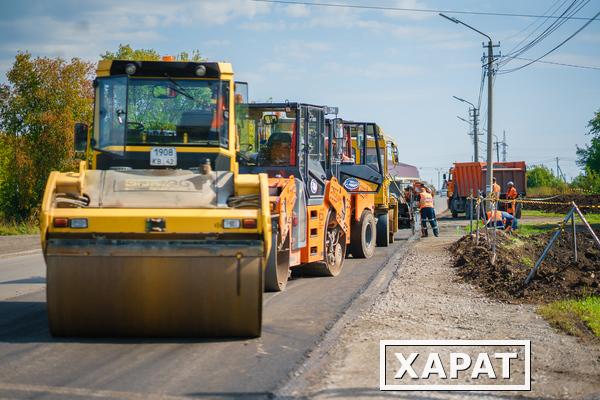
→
(40, 59, 271, 337)
(237, 103, 351, 291)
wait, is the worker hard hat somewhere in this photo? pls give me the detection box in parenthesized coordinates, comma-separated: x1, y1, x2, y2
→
(507, 181, 514, 186)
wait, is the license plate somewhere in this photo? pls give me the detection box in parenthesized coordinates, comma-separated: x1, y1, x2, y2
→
(150, 147, 177, 166)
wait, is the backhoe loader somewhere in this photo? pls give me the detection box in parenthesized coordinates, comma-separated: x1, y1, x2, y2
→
(237, 103, 351, 291)
(328, 119, 382, 259)
(41, 59, 271, 337)
(348, 123, 400, 246)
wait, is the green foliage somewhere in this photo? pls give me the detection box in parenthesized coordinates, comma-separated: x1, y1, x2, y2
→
(0, 219, 39, 235)
(0, 52, 94, 221)
(571, 167, 600, 194)
(527, 165, 566, 189)
(576, 109, 600, 173)
(539, 296, 600, 338)
(101, 44, 204, 62)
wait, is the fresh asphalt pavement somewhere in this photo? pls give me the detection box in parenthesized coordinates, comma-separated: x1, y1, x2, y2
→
(0, 230, 412, 399)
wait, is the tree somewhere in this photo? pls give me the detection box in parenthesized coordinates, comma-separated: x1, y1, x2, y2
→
(527, 165, 564, 188)
(0, 52, 94, 221)
(576, 109, 600, 173)
(101, 44, 203, 62)
(571, 167, 600, 193)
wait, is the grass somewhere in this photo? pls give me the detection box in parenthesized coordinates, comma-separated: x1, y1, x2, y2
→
(0, 220, 39, 236)
(516, 223, 558, 237)
(539, 296, 600, 338)
(521, 209, 564, 218)
(521, 209, 600, 224)
(519, 256, 533, 268)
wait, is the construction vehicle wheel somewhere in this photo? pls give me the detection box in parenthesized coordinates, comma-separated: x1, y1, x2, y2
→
(302, 210, 346, 277)
(376, 212, 389, 247)
(264, 223, 290, 292)
(465, 205, 473, 220)
(349, 210, 376, 259)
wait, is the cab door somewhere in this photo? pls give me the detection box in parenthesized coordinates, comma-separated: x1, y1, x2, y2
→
(300, 105, 328, 205)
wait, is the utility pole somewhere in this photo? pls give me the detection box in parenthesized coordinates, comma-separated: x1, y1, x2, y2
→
(495, 139, 500, 162)
(441, 13, 497, 196)
(485, 40, 494, 195)
(471, 107, 479, 162)
(501, 130, 508, 161)
(555, 157, 566, 182)
(454, 96, 479, 162)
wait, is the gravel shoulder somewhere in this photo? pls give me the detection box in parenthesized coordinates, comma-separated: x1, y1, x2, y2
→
(301, 215, 600, 399)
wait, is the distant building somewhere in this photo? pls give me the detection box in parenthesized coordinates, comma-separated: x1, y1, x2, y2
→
(389, 162, 420, 181)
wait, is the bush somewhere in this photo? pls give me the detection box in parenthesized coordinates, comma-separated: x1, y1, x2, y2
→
(527, 165, 566, 189)
(571, 168, 600, 194)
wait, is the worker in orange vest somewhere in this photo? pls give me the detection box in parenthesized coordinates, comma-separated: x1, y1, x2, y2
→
(483, 209, 517, 231)
(506, 181, 518, 215)
(418, 185, 439, 237)
(492, 177, 501, 198)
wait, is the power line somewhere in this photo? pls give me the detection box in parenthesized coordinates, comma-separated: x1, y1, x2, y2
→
(250, 0, 600, 20)
(501, 0, 565, 43)
(503, 56, 600, 70)
(498, 8, 600, 74)
(499, 0, 590, 67)
(501, 0, 575, 60)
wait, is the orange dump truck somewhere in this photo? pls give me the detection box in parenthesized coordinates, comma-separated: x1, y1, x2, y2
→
(445, 161, 526, 218)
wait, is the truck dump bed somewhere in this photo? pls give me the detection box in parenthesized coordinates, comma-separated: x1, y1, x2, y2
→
(453, 161, 526, 197)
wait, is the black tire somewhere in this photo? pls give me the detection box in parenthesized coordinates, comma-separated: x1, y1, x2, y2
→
(349, 210, 376, 259)
(465, 205, 473, 220)
(515, 202, 522, 219)
(301, 209, 347, 277)
(264, 223, 290, 292)
(376, 212, 389, 247)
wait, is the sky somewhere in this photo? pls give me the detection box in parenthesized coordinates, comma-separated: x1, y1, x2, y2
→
(0, 0, 599, 187)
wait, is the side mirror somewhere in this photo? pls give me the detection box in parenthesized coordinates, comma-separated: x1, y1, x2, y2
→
(74, 123, 88, 153)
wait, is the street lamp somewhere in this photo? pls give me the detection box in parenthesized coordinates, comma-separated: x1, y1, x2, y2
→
(453, 96, 479, 162)
(441, 13, 495, 196)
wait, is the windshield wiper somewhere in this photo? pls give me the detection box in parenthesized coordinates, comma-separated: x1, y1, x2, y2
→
(164, 73, 196, 101)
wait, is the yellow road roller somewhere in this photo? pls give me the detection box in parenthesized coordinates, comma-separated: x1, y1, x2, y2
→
(40, 59, 271, 337)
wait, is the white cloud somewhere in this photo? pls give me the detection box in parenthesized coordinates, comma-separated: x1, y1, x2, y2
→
(0, 0, 272, 78)
(382, 0, 432, 21)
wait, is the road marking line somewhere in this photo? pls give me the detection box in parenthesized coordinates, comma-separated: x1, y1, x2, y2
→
(0, 382, 190, 400)
(1, 249, 41, 258)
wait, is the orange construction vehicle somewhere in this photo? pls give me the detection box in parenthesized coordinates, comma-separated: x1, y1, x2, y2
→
(237, 102, 352, 291)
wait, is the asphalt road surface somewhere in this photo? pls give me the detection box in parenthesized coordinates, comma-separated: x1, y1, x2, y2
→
(0, 230, 412, 400)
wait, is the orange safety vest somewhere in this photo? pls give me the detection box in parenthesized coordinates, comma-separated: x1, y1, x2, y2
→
(419, 192, 434, 209)
(486, 210, 503, 222)
(506, 187, 518, 199)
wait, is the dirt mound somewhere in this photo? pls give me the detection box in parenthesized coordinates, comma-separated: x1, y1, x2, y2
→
(451, 230, 600, 303)
(524, 194, 600, 214)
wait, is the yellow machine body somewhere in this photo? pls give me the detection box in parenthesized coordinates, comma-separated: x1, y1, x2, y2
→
(40, 60, 271, 337)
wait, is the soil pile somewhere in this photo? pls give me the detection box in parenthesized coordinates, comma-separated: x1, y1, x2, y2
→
(524, 194, 600, 214)
(451, 230, 600, 303)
